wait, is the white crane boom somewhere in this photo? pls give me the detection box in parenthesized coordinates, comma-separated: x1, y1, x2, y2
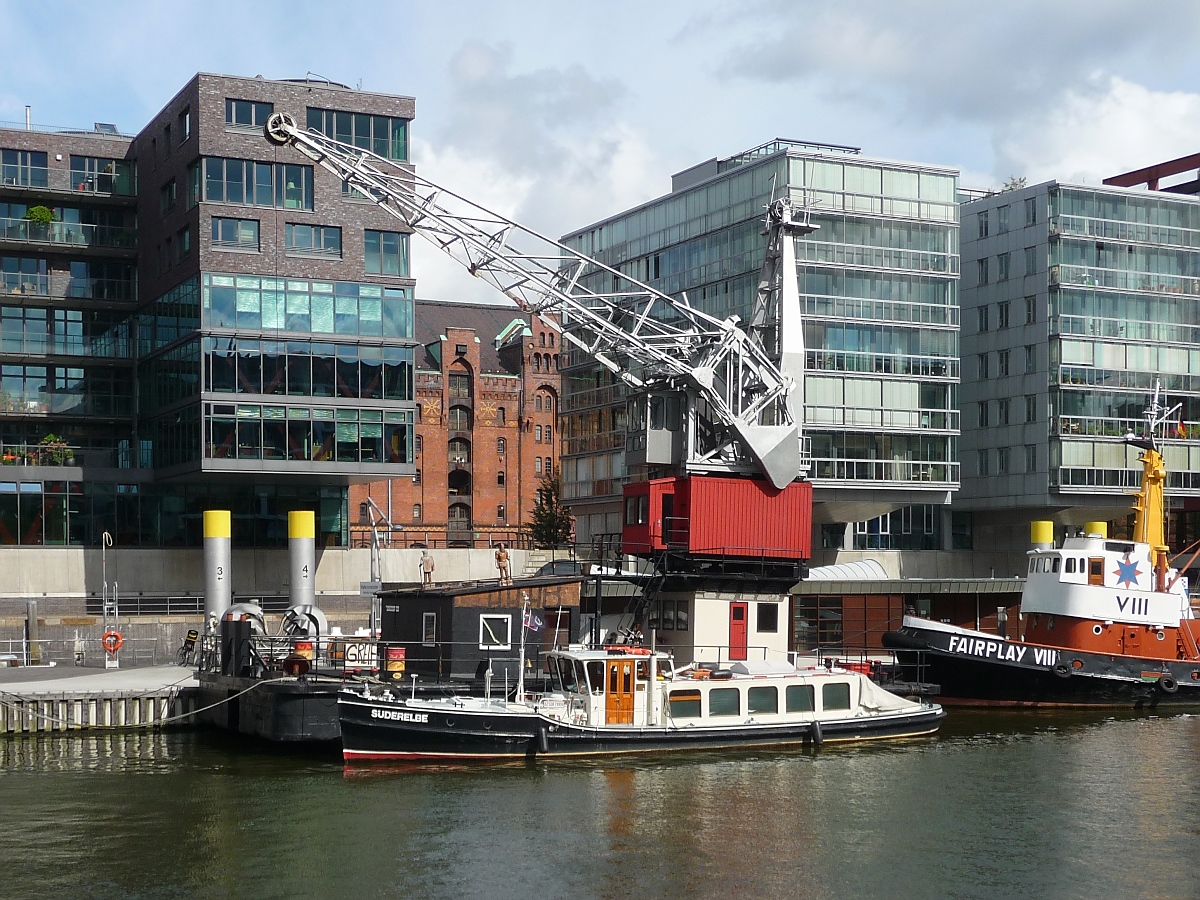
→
(264, 112, 806, 488)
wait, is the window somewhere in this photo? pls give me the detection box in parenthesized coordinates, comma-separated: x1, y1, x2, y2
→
(448, 372, 470, 399)
(478, 614, 512, 651)
(364, 230, 408, 276)
(163, 123, 171, 156)
(497, 437, 506, 454)
(997, 301, 1010, 329)
(545, 426, 552, 444)
(1025, 394, 1037, 422)
(413, 468, 421, 484)
(998, 397, 1010, 425)
(785, 684, 814, 713)
(977, 210, 989, 239)
(1025, 197, 1037, 226)
(202, 158, 314, 210)
(1025, 296, 1036, 324)
(822, 682, 851, 711)
(1, 149, 48, 187)
(177, 109, 191, 143)
(756, 602, 778, 633)
(160, 179, 176, 215)
(535, 396, 542, 411)
(997, 446, 1010, 475)
(1025, 444, 1037, 472)
(211, 217, 259, 251)
(225, 99, 274, 128)
(69, 155, 134, 195)
(977, 353, 989, 380)
(414, 434, 423, 453)
(978, 449, 990, 477)
(1025, 247, 1037, 276)
(286, 223, 341, 256)
(307, 107, 409, 161)
(497, 471, 505, 485)
(175, 226, 191, 262)
(747, 686, 778, 715)
(708, 688, 740, 717)
(455, 344, 467, 356)
(1025, 344, 1036, 372)
(977, 306, 989, 333)
(668, 689, 702, 718)
(997, 252, 1010, 281)
(535, 425, 543, 442)
(498, 407, 506, 425)
(625, 494, 648, 526)
(544, 458, 552, 476)
(977, 401, 989, 428)
(448, 406, 470, 431)
(412, 503, 421, 520)
(997, 205, 1009, 233)
(497, 504, 505, 521)
(998, 349, 1010, 377)
(977, 258, 989, 285)
(535, 457, 542, 474)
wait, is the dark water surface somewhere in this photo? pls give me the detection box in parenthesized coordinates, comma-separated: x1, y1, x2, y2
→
(2, 711, 1199, 899)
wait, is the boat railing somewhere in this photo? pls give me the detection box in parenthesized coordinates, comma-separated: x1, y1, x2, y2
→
(796, 646, 939, 698)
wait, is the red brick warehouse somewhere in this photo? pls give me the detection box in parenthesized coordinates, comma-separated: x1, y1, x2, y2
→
(350, 299, 561, 546)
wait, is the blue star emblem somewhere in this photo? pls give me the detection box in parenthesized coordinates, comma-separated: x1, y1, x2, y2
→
(1114, 558, 1141, 588)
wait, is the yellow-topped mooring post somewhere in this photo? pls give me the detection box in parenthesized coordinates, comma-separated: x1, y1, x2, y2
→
(288, 510, 316, 609)
(203, 510, 232, 621)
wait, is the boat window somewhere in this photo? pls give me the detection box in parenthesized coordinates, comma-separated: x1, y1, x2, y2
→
(668, 689, 702, 718)
(747, 686, 778, 715)
(822, 682, 852, 711)
(709, 688, 740, 717)
(635, 660, 649, 680)
(547, 657, 563, 691)
(585, 660, 604, 693)
(1028, 559, 1035, 573)
(1052, 558, 1061, 573)
(558, 657, 576, 691)
(786, 684, 815, 712)
(1088, 558, 1104, 586)
(1065, 558, 1076, 574)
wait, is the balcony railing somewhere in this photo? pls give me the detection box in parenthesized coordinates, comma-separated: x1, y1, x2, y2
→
(0, 216, 136, 250)
(808, 457, 959, 485)
(1, 165, 136, 197)
(0, 440, 79, 467)
(0, 332, 132, 359)
(0, 273, 49, 296)
(805, 405, 959, 431)
(0, 389, 129, 417)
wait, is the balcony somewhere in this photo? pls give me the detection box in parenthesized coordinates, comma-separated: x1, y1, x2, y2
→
(2, 166, 135, 198)
(0, 273, 49, 296)
(0, 216, 136, 251)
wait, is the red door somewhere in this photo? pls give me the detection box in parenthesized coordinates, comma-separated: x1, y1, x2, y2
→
(729, 602, 748, 661)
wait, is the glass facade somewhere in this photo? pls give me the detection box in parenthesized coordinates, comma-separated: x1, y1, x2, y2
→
(559, 141, 959, 542)
(201, 274, 411, 337)
(962, 182, 1200, 519)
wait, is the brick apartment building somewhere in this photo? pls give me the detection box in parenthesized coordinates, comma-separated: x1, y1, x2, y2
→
(350, 299, 561, 547)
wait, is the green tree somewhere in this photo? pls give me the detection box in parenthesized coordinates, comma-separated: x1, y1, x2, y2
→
(528, 473, 572, 547)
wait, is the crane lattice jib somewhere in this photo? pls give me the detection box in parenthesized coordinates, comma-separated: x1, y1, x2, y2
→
(263, 113, 799, 488)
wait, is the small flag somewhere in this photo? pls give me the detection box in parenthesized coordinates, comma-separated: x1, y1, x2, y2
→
(1177, 420, 1189, 439)
(523, 610, 544, 631)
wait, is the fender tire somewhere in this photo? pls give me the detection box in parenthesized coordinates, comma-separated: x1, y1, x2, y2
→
(1052, 662, 1071, 679)
(1158, 674, 1179, 694)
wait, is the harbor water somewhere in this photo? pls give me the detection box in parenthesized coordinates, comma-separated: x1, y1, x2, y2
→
(1, 711, 1199, 899)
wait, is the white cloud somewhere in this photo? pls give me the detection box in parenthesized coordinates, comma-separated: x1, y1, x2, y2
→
(995, 76, 1200, 185)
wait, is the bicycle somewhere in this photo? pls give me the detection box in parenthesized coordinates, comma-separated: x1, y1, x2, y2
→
(176, 629, 198, 666)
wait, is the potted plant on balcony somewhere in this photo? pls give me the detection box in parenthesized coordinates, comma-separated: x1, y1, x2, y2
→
(24, 205, 57, 241)
(37, 433, 73, 466)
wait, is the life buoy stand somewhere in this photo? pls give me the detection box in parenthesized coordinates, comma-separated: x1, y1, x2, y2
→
(101, 630, 124, 654)
(1052, 662, 1071, 679)
(1158, 673, 1179, 694)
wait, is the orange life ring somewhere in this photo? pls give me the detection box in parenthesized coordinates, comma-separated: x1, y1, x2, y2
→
(101, 630, 124, 654)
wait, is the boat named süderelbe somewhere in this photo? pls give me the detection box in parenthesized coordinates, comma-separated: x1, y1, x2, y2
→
(886, 383, 1200, 707)
(339, 647, 944, 762)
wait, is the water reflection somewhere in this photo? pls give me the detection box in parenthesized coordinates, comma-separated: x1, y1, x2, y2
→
(0, 717, 1199, 899)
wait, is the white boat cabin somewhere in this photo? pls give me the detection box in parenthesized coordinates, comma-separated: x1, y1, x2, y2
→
(535, 649, 909, 729)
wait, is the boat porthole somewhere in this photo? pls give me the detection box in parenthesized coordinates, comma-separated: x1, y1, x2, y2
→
(1157, 631, 1166, 641)
(1072, 659, 1083, 669)
(1092, 624, 1103, 636)
(445, 718, 454, 727)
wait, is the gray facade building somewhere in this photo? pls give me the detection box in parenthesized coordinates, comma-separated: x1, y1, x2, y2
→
(960, 180, 1200, 553)
(560, 139, 961, 553)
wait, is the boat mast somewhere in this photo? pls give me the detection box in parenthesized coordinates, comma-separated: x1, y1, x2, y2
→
(1126, 380, 1181, 591)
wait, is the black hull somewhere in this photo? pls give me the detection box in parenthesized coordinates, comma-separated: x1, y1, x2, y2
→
(884, 625, 1200, 708)
(338, 695, 944, 761)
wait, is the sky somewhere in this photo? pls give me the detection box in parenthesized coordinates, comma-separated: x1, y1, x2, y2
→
(4, 0, 1200, 301)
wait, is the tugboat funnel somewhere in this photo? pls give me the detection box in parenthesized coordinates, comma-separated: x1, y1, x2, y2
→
(1084, 521, 1108, 539)
(1030, 520, 1055, 551)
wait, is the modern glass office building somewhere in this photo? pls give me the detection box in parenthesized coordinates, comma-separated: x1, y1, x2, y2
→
(560, 139, 961, 551)
(960, 179, 1200, 551)
(0, 74, 419, 548)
